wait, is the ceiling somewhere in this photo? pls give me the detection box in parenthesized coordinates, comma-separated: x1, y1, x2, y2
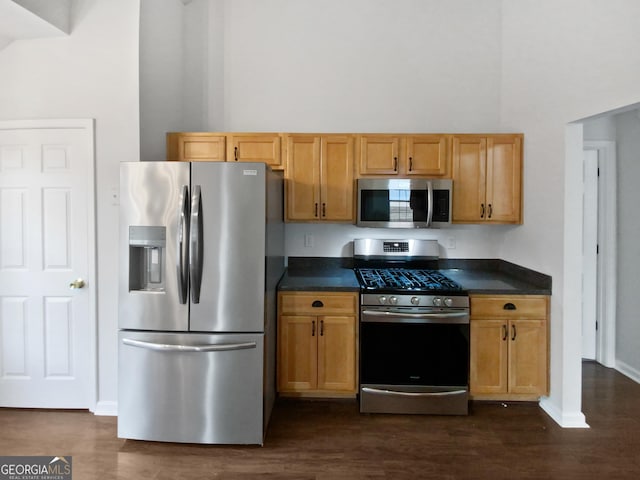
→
(0, 0, 69, 50)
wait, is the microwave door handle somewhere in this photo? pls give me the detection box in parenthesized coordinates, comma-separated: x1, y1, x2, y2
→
(426, 181, 433, 227)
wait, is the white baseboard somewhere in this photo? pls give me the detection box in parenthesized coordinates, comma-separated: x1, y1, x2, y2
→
(93, 400, 118, 416)
(616, 360, 640, 384)
(539, 397, 590, 428)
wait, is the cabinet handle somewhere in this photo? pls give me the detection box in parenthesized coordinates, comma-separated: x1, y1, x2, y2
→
(480, 203, 485, 218)
(511, 324, 517, 341)
(322, 203, 326, 217)
(314, 203, 319, 217)
(234, 146, 238, 161)
(503, 303, 516, 310)
(312, 300, 324, 308)
(488, 204, 493, 219)
(393, 157, 398, 172)
(409, 157, 413, 171)
(320, 319, 324, 336)
(502, 324, 508, 341)
(311, 320, 316, 337)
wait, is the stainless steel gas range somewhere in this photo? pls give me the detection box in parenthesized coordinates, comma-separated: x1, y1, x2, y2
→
(354, 239, 470, 415)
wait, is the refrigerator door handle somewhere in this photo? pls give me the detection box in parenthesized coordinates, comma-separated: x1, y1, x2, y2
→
(177, 185, 190, 304)
(189, 185, 204, 303)
(122, 338, 257, 352)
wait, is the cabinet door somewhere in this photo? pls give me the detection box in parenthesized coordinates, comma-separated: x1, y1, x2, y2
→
(406, 135, 449, 177)
(285, 136, 321, 221)
(508, 319, 547, 395)
(358, 135, 400, 175)
(167, 133, 226, 162)
(317, 315, 356, 393)
(228, 134, 282, 169)
(470, 319, 508, 395)
(320, 136, 354, 221)
(486, 135, 522, 223)
(452, 136, 487, 222)
(278, 315, 318, 392)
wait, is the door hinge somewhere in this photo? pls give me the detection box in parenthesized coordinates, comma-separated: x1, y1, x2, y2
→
(596, 321, 599, 331)
(596, 244, 599, 254)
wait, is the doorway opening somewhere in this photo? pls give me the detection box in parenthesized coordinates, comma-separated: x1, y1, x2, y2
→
(582, 141, 616, 368)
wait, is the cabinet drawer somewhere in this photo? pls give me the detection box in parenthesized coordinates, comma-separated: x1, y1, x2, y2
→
(471, 295, 548, 318)
(279, 292, 358, 315)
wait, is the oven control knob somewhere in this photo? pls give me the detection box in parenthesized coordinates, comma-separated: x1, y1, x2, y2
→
(410, 296, 420, 305)
(444, 297, 453, 307)
(432, 297, 442, 307)
(389, 296, 398, 305)
(378, 296, 387, 305)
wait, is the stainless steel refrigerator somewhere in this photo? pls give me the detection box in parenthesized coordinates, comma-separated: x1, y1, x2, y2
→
(117, 161, 284, 445)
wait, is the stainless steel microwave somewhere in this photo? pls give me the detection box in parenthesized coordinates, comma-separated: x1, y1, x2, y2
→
(357, 178, 452, 228)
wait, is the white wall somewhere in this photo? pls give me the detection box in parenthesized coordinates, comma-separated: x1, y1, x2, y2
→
(221, 0, 503, 133)
(499, 0, 640, 425)
(0, 0, 140, 412)
(286, 223, 503, 259)
(614, 109, 640, 379)
(139, 0, 184, 161)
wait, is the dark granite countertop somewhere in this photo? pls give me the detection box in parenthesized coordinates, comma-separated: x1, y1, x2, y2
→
(278, 257, 360, 292)
(278, 257, 551, 295)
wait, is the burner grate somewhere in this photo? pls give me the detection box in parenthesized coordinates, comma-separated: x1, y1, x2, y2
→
(355, 268, 462, 291)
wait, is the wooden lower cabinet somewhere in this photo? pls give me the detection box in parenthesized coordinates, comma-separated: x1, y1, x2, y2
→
(470, 295, 549, 401)
(277, 292, 358, 397)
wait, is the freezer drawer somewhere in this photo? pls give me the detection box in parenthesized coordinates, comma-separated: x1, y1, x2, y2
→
(118, 331, 265, 445)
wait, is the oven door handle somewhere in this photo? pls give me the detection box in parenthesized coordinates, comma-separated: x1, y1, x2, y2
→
(361, 309, 469, 324)
(362, 387, 467, 397)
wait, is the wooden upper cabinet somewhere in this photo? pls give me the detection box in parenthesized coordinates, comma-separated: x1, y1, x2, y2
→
(285, 136, 321, 221)
(166, 133, 226, 162)
(227, 134, 283, 170)
(166, 132, 283, 169)
(358, 135, 400, 175)
(486, 136, 522, 223)
(405, 135, 449, 176)
(358, 134, 450, 177)
(452, 136, 487, 222)
(321, 136, 354, 221)
(285, 135, 354, 222)
(452, 134, 522, 224)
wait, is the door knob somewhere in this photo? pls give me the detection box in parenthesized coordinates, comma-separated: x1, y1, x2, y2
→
(69, 278, 85, 289)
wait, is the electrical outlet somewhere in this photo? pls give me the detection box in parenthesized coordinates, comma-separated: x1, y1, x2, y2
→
(304, 234, 314, 248)
(447, 237, 456, 249)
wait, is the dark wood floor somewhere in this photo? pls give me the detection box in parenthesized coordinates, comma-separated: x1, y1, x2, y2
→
(1, 362, 639, 479)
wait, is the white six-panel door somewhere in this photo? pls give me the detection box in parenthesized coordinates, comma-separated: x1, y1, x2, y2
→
(0, 120, 95, 408)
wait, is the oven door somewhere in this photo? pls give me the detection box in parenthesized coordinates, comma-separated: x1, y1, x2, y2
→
(359, 307, 469, 415)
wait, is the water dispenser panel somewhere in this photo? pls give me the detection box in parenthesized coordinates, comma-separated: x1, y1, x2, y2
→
(129, 226, 166, 292)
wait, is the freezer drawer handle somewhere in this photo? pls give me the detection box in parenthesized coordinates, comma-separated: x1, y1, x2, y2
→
(122, 338, 257, 353)
(362, 387, 467, 397)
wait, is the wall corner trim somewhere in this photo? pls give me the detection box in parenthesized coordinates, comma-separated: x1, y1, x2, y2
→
(539, 397, 589, 428)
